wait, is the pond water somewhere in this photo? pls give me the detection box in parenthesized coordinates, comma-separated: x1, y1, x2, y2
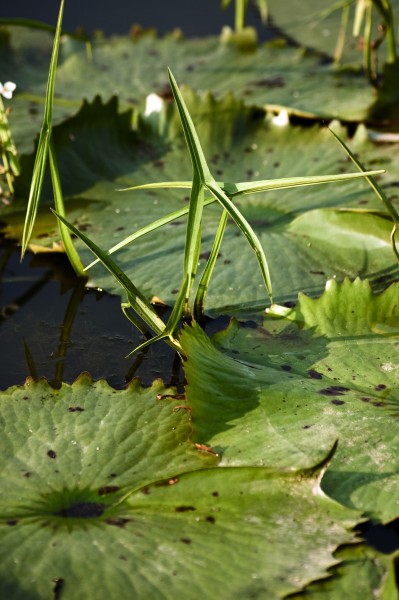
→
(2, 0, 265, 38)
(0, 239, 230, 390)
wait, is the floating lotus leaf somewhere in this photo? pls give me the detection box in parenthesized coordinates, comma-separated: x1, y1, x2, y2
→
(0, 375, 359, 599)
(0, 23, 384, 133)
(181, 279, 399, 522)
(267, 0, 399, 66)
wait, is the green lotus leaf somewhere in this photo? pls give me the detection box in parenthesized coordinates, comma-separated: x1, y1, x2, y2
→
(181, 279, 399, 522)
(0, 24, 383, 130)
(267, 0, 399, 66)
(2, 94, 398, 313)
(0, 375, 360, 599)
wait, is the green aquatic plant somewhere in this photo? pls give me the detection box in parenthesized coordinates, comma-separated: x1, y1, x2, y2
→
(0, 81, 19, 197)
(221, 0, 268, 32)
(21, 0, 84, 276)
(55, 70, 383, 352)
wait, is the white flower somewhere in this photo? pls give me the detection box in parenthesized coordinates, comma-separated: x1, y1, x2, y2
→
(0, 81, 16, 99)
(272, 109, 289, 127)
(144, 93, 163, 116)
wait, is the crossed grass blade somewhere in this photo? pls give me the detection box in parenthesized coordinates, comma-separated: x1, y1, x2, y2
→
(167, 71, 210, 317)
(86, 81, 384, 315)
(120, 170, 386, 196)
(168, 69, 274, 304)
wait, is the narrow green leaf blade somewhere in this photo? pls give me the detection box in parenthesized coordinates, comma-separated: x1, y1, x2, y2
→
(328, 126, 399, 260)
(194, 210, 229, 320)
(119, 181, 193, 192)
(20, 0, 65, 258)
(168, 69, 212, 183)
(51, 210, 167, 338)
(206, 180, 273, 302)
(85, 197, 215, 271)
(48, 141, 85, 276)
(226, 169, 386, 196)
(21, 132, 50, 256)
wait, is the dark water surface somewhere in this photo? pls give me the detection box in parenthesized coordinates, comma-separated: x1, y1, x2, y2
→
(0, 240, 229, 390)
(2, 0, 264, 37)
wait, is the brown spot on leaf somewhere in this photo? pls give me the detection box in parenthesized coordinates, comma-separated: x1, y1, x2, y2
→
(106, 517, 131, 528)
(319, 386, 349, 396)
(98, 486, 120, 496)
(308, 369, 323, 380)
(175, 506, 196, 512)
(252, 76, 285, 88)
(206, 516, 216, 524)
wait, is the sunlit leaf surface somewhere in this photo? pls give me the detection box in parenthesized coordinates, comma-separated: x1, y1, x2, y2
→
(0, 375, 359, 599)
(182, 279, 399, 522)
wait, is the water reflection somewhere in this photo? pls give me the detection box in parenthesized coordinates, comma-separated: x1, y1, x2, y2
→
(0, 240, 184, 389)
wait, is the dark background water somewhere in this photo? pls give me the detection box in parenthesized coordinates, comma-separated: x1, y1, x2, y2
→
(2, 0, 264, 37)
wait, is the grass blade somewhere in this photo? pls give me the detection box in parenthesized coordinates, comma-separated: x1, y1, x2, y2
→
(168, 69, 212, 183)
(120, 169, 385, 196)
(119, 181, 192, 192)
(206, 179, 273, 301)
(85, 197, 215, 271)
(51, 211, 166, 333)
(21, 0, 64, 258)
(127, 277, 188, 356)
(48, 140, 85, 276)
(52, 210, 183, 353)
(194, 209, 229, 320)
(328, 126, 399, 261)
(182, 175, 205, 313)
(224, 170, 386, 196)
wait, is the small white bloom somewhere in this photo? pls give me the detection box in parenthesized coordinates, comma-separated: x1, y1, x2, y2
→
(0, 81, 16, 99)
(272, 109, 289, 127)
(144, 93, 163, 116)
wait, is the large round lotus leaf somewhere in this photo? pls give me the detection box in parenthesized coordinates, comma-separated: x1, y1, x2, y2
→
(0, 376, 359, 599)
(1, 24, 380, 129)
(2, 94, 398, 313)
(267, 0, 399, 66)
(181, 279, 399, 522)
